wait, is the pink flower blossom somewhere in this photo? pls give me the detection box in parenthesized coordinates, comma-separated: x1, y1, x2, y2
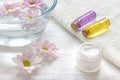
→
(22, 19, 41, 30)
(24, 0, 44, 8)
(2, 2, 21, 16)
(0, 7, 4, 17)
(33, 40, 57, 60)
(19, 9, 40, 20)
(19, 9, 41, 30)
(12, 51, 41, 75)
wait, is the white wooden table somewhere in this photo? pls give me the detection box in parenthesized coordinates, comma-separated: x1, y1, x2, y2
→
(0, 19, 120, 80)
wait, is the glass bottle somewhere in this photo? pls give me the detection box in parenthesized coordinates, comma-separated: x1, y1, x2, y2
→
(82, 18, 110, 38)
(71, 10, 96, 30)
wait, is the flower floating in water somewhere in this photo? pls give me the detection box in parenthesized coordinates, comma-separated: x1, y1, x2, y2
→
(19, 9, 41, 30)
(33, 40, 57, 60)
(19, 9, 40, 20)
(0, 7, 4, 17)
(0, 0, 46, 31)
(24, 0, 44, 8)
(22, 19, 41, 30)
(12, 51, 41, 75)
(2, 2, 21, 16)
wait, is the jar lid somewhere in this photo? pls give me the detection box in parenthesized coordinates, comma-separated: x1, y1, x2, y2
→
(78, 42, 101, 61)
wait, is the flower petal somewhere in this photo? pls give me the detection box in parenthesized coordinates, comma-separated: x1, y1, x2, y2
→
(12, 55, 23, 66)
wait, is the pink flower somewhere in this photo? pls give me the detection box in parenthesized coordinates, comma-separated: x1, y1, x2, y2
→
(19, 9, 40, 20)
(0, 7, 4, 17)
(19, 9, 41, 30)
(33, 40, 57, 60)
(2, 2, 21, 16)
(12, 51, 41, 75)
(24, 0, 44, 8)
(22, 19, 41, 30)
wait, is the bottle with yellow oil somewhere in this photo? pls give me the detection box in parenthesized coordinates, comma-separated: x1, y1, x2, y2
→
(82, 18, 110, 38)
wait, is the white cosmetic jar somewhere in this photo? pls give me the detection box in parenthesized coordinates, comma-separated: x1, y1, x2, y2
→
(77, 42, 102, 73)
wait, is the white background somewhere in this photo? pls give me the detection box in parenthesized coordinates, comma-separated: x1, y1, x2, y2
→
(0, 19, 120, 80)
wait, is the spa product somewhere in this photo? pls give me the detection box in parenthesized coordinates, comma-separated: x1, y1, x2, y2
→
(77, 43, 102, 73)
(71, 10, 96, 30)
(82, 18, 110, 38)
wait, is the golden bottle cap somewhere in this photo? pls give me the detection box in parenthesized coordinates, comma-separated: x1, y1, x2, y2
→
(82, 29, 90, 37)
(71, 22, 80, 30)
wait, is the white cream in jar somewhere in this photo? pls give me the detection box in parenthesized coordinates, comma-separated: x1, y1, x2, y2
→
(77, 42, 102, 73)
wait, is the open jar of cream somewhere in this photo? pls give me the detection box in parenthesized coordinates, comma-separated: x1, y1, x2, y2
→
(77, 42, 102, 73)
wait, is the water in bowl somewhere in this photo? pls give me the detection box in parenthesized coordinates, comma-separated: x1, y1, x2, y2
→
(0, 1, 50, 47)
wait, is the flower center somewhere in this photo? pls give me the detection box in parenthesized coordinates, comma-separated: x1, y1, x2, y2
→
(23, 60, 31, 67)
(30, 2, 35, 5)
(28, 16, 33, 19)
(42, 47, 48, 51)
(6, 8, 12, 11)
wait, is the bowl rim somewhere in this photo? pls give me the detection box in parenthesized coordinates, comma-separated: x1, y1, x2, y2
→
(0, 0, 57, 30)
(42, 0, 57, 16)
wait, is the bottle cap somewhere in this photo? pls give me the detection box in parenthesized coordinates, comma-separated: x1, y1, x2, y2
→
(71, 22, 80, 30)
(82, 29, 89, 38)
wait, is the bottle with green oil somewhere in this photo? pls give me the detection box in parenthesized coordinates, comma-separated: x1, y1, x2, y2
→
(82, 18, 110, 38)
